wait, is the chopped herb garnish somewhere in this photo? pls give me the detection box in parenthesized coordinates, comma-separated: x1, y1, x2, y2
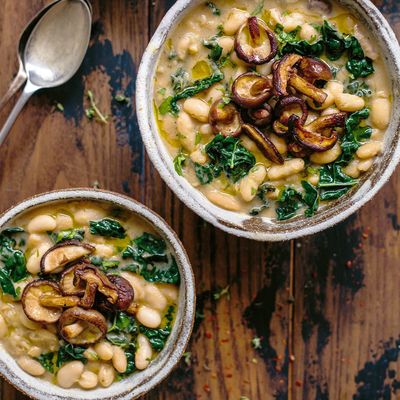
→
(213, 285, 230, 300)
(115, 93, 131, 105)
(56, 102, 64, 112)
(206, 2, 220, 16)
(86, 90, 108, 124)
(173, 149, 188, 176)
(51, 228, 85, 244)
(251, 337, 262, 349)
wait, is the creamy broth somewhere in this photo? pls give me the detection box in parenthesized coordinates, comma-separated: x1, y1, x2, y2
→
(154, 0, 392, 220)
(0, 201, 179, 389)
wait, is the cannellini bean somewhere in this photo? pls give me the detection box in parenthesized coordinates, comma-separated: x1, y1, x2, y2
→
(144, 285, 168, 311)
(0, 315, 7, 338)
(356, 142, 382, 159)
(19, 308, 41, 330)
(267, 159, 305, 180)
(27, 215, 56, 233)
(269, 8, 283, 26)
(190, 149, 208, 165)
(204, 190, 242, 211)
(94, 244, 114, 258)
(206, 84, 224, 103)
(135, 334, 153, 370)
(321, 107, 339, 116)
(27, 233, 52, 248)
(335, 93, 365, 112)
(239, 177, 259, 202)
(358, 158, 374, 172)
(256, 60, 275, 76)
(308, 89, 335, 110)
(158, 284, 179, 302)
(26, 245, 50, 274)
(176, 33, 194, 60)
(17, 356, 45, 377)
(283, 12, 305, 31)
(120, 272, 145, 301)
(218, 36, 234, 56)
(55, 214, 73, 230)
(112, 346, 127, 373)
(308, 174, 320, 186)
(200, 124, 213, 135)
(371, 98, 391, 130)
(28, 346, 42, 358)
(269, 133, 288, 155)
(343, 160, 361, 179)
(223, 8, 249, 35)
(98, 363, 115, 387)
(78, 370, 98, 389)
(310, 143, 342, 165)
(250, 165, 267, 184)
(300, 23, 319, 41)
(74, 208, 105, 225)
(177, 111, 197, 152)
(240, 135, 258, 152)
(57, 361, 85, 388)
(83, 347, 99, 361)
(137, 305, 162, 328)
(326, 81, 344, 97)
(94, 341, 114, 361)
(354, 25, 378, 60)
(183, 98, 210, 123)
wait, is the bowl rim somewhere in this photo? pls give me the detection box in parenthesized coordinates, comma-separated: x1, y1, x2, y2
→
(136, 0, 400, 242)
(0, 188, 196, 400)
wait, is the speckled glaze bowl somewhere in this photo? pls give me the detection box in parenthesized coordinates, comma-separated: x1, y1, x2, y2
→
(0, 189, 195, 400)
(136, 0, 400, 241)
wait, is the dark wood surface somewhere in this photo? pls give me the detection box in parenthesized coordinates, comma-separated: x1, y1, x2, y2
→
(0, 1, 399, 399)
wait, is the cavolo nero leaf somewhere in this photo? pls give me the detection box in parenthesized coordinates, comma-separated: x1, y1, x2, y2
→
(301, 181, 319, 217)
(276, 187, 303, 221)
(57, 344, 87, 368)
(173, 150, 187, 176)
(51, 228, 85, 244)
(89, 218, 126, 239)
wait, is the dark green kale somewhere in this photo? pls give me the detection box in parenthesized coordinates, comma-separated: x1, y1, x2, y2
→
(51, 228, 85, 244)
(346, 80, 372, 97)
(318, 164, 358, 200)
(301, 181, 319, 217)
(171, 68, 190, 93)
(249, 183, 275, 216)
(89, 256, 120, 271)
(57, 344, 88, 367)
(37, 352, 58, 373)
(276, 187, 303, 221)
(107, 312, 139, 347)
(173, 150, 188, 176)
(203, 38, 223, 62)
(206, 2, 220, 16)
(89, 218, 126, 239)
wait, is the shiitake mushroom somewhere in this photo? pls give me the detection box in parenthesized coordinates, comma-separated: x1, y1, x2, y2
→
(232, 73, 273, 108)
(246, 103, 273, 127)
(209, 99, 242, 137)
(273, 96, 309, 136)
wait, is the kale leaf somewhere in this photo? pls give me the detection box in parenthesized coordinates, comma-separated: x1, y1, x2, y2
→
(107, 312, 139, 347)
(318, 164, 358, 200)
(37, 352, 57, 373)
(302, 181, 319, 217)
(276, 187, 303, 221)
(51, 228, 85, 243)
(57, 344, 87, 367)
(90, 256, 120, 271)
(173, 150, 187, 176)
(206, 2, 220, 16)
(89, 218, 126, 239)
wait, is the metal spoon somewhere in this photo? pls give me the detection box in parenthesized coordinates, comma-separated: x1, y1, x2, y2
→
(0, 0, 92, 147)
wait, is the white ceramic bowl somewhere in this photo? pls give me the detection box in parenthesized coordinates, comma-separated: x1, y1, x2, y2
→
(136, 0, 400, 241)
(0, 189, 195, 400)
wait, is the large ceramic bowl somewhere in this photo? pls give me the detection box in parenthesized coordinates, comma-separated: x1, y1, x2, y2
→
(136, 0, 400, 241)
(0, 189, 195, 400)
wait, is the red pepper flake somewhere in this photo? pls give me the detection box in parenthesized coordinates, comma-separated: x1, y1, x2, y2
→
(226, 373, 233, 378)
(295, 380, 302, 387)
(205, 332, 212, 339)
(289, 354, 295, 362)
(203, 384, 211, 393)
(346, 260, 353, 269)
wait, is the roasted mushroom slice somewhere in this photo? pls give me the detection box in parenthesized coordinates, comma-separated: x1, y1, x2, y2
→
(209, 99, 242, 137)
(289, 114, 344, 152)
(22, 280, 68, 324)
(298, 57, 333, 84)
(305, 112, 347, 132)
(242, 124, 284, 165)
(107, 275, 135, 311)
(273, 96, 308, 136)
(40, 241, 94, 274)
(287, 141, 311, 158)
(246, 103, 273, 127)
(232, 73, 273, 108)
(273, 53, 303, 96)
(59, 261, 90, 296)
(235, 17, 278, 65)
(288, 74, 328, 105)
(59, 307, 107, 345)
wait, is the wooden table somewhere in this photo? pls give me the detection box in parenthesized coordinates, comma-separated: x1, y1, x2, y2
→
(0, 1, 399, 399)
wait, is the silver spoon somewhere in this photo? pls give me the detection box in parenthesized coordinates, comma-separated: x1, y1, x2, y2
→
(0, 0, 92, 147)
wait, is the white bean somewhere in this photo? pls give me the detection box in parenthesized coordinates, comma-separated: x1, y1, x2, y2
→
(74, 208, 105, 225)
(300, 23, 318, 41)
(204, 190, 242, 212)
(144, 285, 168, 311)
(83, 347, 99, 361)
(283, 12, 305, 31)
(190, 149, 208, 165)
(135, 334, 153, 370)
(267, 159, 305, 180)
(356, 142, 382, 159)
(343, 160, 361, 179)
(206, 84, 224, 103)
(183, 98, 210, 123)
(27, 215, 56, 233)
(326, 81, 344, 97)
(223, 9, 249, 35)
(78, 370, 98, 389)
(28, 346, 42, 358)
(239, 177, 258, 202)
(335, 93, 365, 112)
(137, 305, 162, 328)
(55, 214, 73, 230)
(112, 346, 127, 373)
(177, 111, 196, 152)
(308, 174, 320, 186)
(120, 272, 145, 301)
(98, 363, 115, 387)
(0, 314, 8, 338)
(158, 284, 179, 302)
(17, 356, 45, 377)
(269, 134, 287, 155)
(94, 244, 114, 258)
(94, 341, 114, 361)
(358, 158, 374, 172)
(218, 36, 234, 56)
(200, 124, 213, 135)
(26, 245, 50, 274)
(371, 98, 391, 130)
(310, 143, 342, 165)
(308, 89, 335, 110)
(27, 233, 52, 248)
(57, 361, 85, 388)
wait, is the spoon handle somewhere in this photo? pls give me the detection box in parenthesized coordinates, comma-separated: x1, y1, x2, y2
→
(0, 81, 37, 148)
(0, 62, 27, 113)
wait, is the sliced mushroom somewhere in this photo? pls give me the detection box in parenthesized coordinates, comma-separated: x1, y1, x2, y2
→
(287, 141, 311, 158)
(22, 280, 64, 324)
(273, 53, 303, 96)
(273, 96, 308, 136)
(107, 275, 135, 311)
(209, 99, 242, 137)
(305, 112, 347, 132)
(60, 262, 89, 296)
(232, 73, 273, 108)
(246, 103, 273, 127)
(40, 241, 94, 274)
(288, 74, 328, 105)
(241, 124, 284, 165)
(59, 307, 107, 345)
(289, 114, 341, 152)
(298, 57, 333, 84)
(235, 17, 278, 65)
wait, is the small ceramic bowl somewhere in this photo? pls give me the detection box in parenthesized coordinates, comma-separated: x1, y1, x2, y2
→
(0, 189, 195, 400)
(136, 0, 400, 241)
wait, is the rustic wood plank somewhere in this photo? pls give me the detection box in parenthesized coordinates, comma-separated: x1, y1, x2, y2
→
(292, 4, 400, 399)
